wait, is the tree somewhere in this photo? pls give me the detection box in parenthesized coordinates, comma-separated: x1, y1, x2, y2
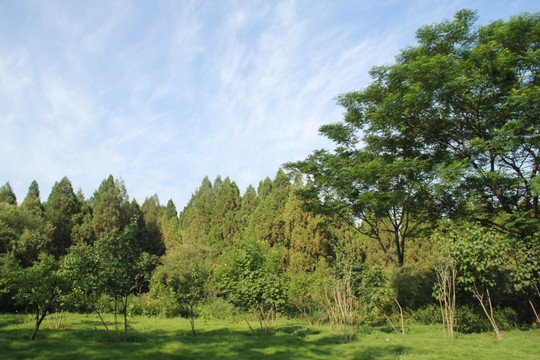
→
(282, 178, 333, 272)
(162, 199, 178, 220)
(288, 10, 539, 268)
(286, 118, 435, 267)
(152, 243, 211, 335)
(141, 194, 165, 255)
(0, 182, 17, 205)
(91, 175, 129, 238)
(70, 189, 95, 245)
(445, 223, 509, 340)
(20, 180, 44, 216)
(94, 221, 145, 342)
(217, 237, 286, 335)
(45, 177, 80, 258)
(6, 253, 67, 340)
(246, 169, 291, 246)
(432, 230, 458, 339)
(208, 177, 241, 248)
(238, 185, 258, 230)
(62, 242, 113, 337)
(0, 202, 53, 267)
(179, 177, 215, 246)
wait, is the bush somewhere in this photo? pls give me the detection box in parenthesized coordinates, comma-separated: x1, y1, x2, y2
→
(455, 306, 490, 333)
(391, 267, 437, 310)
(128, 284, 181, 318)
(197, 297, 242, 322)
(408, 304, 442, 325)
(495, 307, 519, 330)
(95, 294, 115, 313)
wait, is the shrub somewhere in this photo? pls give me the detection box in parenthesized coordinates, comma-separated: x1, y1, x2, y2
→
(197, 297, 242, 322)
(391, 267, 437, 310)
(408, 304, 442, 325)
(455, 306, 490, 333)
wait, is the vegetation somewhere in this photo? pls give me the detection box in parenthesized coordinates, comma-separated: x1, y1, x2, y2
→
(0, 8, 538, 358)
(0, 313, 539, 360)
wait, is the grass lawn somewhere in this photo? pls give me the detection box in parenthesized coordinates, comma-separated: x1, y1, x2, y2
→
(0, 313, 538, 359)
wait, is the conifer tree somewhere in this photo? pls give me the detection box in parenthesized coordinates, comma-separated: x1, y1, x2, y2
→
(141, 194, 165, 255)
(238, 185, 258, 229)
(208, 177, 241, 248)
(91, 175, 129, 238)
(21, 180, 44, 216)
(45, 177, 80, 258)
(179, 177, 215, 246)
(247, 169, 291, 245)
(0, 182, 17, 205)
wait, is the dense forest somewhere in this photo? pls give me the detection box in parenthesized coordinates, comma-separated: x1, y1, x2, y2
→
(1, 9, 539, 342)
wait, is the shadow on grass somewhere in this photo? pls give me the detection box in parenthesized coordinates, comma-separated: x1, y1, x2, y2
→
(0, 321, 414, 360)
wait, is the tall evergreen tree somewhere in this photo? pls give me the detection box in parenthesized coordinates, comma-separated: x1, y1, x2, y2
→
(208, 177, 241, 248)
(141, 194, 165, 256)
(179, 177, 215, 246)
(0, 182, 17, 205)
(70, 189, 95, 245)
(282, 179, 333, 271)
(45, 176, 80, 257)
(21, 180, 44, 216)
(163, 199, 178, 219)
(91, 175, 129, 238)
(247, 169, 291, 245)
(238, 185, 258, 230)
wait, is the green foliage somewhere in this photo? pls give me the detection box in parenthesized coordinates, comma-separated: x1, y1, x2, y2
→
(392, 267, 437, 310)
(0, 182, 17, 205)
(197, 297, 243, 322)
(445, 224, 509, 292)
(91, 175, 129, 238)
(408, 305, 442, 325)
(20, 180, 44, 216)
(4, 253, 68, 339)
(141, 194, 165, 255)
(45, 177, 80, 258)
(218, 237, 286, 312)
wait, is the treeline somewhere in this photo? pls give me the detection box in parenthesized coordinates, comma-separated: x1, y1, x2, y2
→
(1, 9, 539, 342)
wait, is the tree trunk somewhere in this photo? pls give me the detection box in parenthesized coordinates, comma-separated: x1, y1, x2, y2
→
(473, 287, 502, 340)
(30, 307, 48, 340)
(190, 300, 196, 336)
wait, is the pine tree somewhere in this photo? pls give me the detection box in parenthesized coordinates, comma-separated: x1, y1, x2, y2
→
(91, 175, 129, 238)
(44, 177, 80, 257)
(208, 177, 241, 248)
(141, 194, 165, 256)
(238, 185, 258, 230)
(0, 182, 17, 205)
(21, 180, 44, 216)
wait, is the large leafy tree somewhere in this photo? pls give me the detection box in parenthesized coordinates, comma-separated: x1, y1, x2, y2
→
(287, 10, 539, 267)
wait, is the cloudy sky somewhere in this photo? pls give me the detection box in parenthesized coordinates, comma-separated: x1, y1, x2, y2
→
(1, 0, 538, 209)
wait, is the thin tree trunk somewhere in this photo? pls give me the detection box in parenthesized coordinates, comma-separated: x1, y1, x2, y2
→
(190, 300, 196, 336)
(391, 296, 405, 334)
(473, 287, 502, 340)
(31, 307, 48, 340)
(123, 296, 128, 342)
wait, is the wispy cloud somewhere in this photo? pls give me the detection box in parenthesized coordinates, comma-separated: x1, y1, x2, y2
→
(1, 0, 537, 206)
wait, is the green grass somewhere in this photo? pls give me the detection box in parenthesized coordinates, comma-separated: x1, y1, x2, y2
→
(0, 313, 538, 359)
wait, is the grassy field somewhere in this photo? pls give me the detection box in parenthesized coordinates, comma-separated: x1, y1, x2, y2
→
(0, 313, 538, 359)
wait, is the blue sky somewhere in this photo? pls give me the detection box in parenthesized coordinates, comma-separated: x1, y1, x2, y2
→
(1, 0, 538, 209)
